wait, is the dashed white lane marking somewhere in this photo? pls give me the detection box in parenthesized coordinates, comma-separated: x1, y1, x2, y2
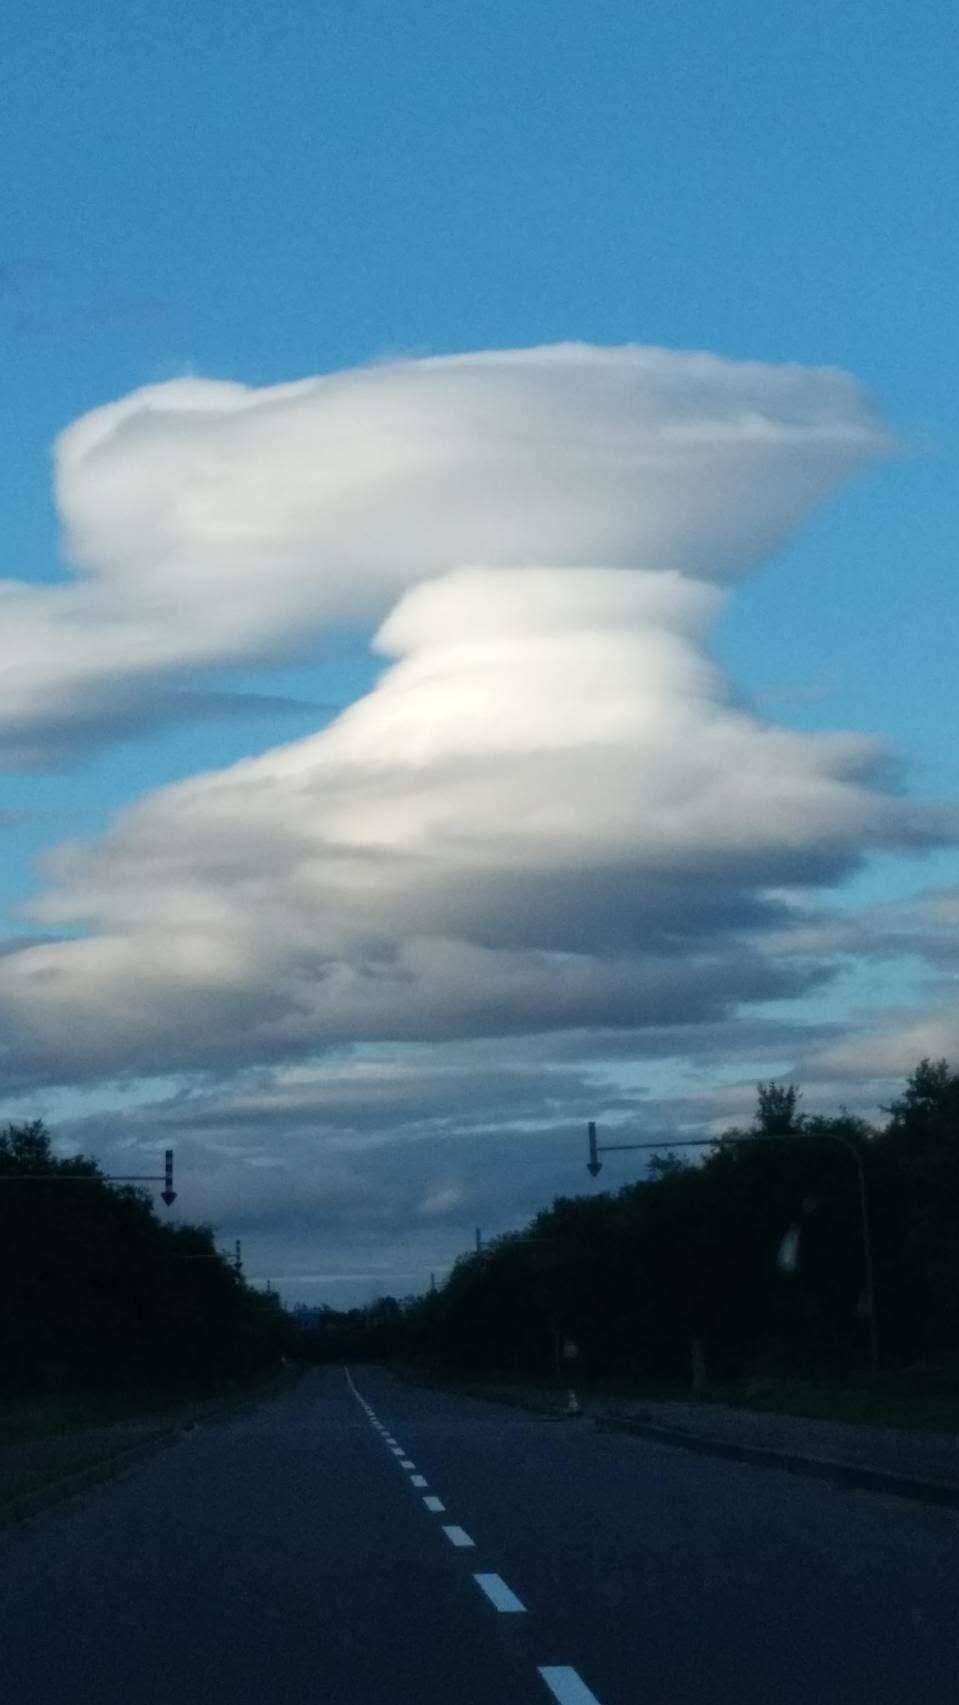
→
(442, 1524, 475, 1549)
(473, 1573, 526, 1613)
(347, 1369, 487, 1584)
(537, 1667, 604, 1705)
(440, 1527, 470, 1554)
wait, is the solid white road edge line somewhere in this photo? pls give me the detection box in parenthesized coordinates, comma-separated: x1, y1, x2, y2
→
(473, 1573, 526, 1614)
(441, 1524, 475, 1548)
(537, 1667, 604, 1705)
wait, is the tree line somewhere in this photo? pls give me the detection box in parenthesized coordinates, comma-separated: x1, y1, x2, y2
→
(300, 1061, 959, 1388)
(0, 1120, 293, 1398)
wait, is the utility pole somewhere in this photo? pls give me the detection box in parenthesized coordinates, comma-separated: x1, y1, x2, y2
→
(475, 1227, 482, 1253)
(234, 1239, 243, 1278)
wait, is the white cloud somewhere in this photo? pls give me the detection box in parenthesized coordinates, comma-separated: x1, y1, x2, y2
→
(0, 343, 886, 766)
(0, 572, 944, 1085)
(798, 1003, 959, 1087)
(1, 341, 949, 1099)
(419, 1182, 464, 1216)
(795, 889, 959, 1082)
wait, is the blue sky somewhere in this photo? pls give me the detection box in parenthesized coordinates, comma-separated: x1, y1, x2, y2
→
(1, 1, 956, 1298)
(3, 2, 956, 787)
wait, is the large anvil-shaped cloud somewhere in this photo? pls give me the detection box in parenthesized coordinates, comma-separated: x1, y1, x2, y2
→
(1, 342, 945, 1090)
(1, 344, 885, 765)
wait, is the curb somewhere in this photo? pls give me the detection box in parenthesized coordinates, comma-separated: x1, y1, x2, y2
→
(0, 1368, 302, 1533)
(594, 1413, 959, 1510)
(389, 1365, 959, 1512)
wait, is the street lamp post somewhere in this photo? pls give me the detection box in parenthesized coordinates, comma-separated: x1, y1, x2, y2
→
(586, 1120, 879, 1375)
(0, 1149, 177, 1206)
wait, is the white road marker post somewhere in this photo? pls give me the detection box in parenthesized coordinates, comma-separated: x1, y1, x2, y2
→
(562, 1338, 581, 1415)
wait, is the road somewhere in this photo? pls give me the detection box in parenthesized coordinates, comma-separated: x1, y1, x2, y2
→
(3, 1365, 959, 1704)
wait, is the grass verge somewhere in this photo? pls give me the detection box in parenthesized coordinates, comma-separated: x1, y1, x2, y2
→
(0, 1364, 301, 1512)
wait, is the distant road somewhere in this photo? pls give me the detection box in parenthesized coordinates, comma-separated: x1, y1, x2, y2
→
(3, 1365, 959, 1704)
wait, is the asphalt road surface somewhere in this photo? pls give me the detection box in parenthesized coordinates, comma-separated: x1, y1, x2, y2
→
(3, 1365, 959, 1704)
